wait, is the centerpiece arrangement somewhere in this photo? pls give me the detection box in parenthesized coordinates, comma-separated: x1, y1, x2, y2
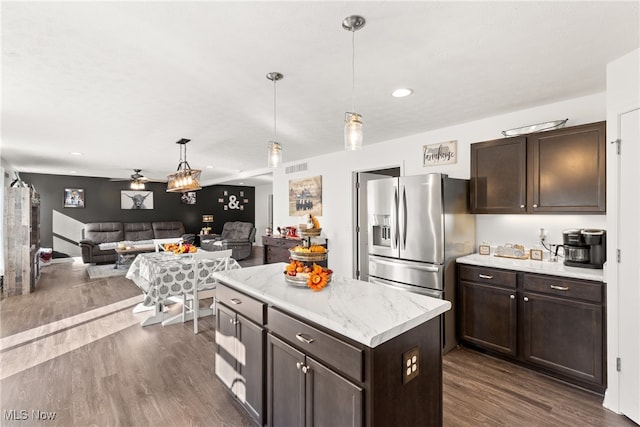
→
(284, 237, 332, 293)
(163, 242, 197, 254)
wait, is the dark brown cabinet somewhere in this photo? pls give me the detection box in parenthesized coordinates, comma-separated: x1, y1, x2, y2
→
(458, 266, 518, 356)
(458, 264, 605, 393)
(215, 285, 266, 425)
(470, 136, 527, 213)
(521, 274, 604, 388)
(267, 307, 363, 427)
(262, 235, 328, 266)
(267, 334, 363, 427)
(471, 121, 606, 214)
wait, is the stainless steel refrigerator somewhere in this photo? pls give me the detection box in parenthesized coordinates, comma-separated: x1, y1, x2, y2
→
(367, 173, 475, 352)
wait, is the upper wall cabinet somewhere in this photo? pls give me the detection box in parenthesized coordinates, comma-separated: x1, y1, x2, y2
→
(471, 121, 606, 214)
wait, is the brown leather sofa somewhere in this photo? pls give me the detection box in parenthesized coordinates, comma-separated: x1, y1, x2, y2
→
(79, 221, 191, 264)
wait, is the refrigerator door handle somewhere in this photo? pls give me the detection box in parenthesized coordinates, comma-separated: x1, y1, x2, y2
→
(392, 186, 399, 249)
(402, 185, 408, 250)
(369, 255, 440, 272)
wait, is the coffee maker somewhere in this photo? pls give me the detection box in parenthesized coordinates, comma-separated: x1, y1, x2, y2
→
(561, 229, 606, 269)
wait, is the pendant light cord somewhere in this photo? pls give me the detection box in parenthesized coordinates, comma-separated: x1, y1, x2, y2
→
(273, 78, 277, 140)
(351, 29, 356, 112)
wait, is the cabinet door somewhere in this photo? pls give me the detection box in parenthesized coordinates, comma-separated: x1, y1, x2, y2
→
(527, 121, 606, 213)
(237, 313, 265, 424)
(267, 334, 305, 427)
(459, 281, 517, 356)
(470, 137, 527, 213)
(305, 356, 363, 427)
(215, 304, 239, 390)
(522, 292, 604, 390)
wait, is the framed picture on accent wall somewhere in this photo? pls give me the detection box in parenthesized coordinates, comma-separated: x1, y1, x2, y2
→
(181, 192, 196, 205)
(64, 188, 85, 208)
(121, 190, 153, 210)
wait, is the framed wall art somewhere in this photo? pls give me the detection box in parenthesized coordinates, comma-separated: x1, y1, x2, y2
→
(181, 191, 196, 205)
(121, 190, 153, 210)
(423, 140, 457, 166)
(64, 188, 85, 208)
(289, 175, 322, 216)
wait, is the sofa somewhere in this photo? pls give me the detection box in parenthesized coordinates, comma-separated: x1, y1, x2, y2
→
(200, 221, 256, 261)
(79, 221, 192, 264)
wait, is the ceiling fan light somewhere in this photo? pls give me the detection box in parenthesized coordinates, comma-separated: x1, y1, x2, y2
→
(344, 112, 363, 150)
(268, 141, 282, 168)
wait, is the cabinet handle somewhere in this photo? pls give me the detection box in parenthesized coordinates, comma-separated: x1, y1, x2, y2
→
(230, 298, 242, 305)
(295, 333, 315, 344)
(520, 204, 525, 209)
(229, 318, 239, 325)
(533, 204, 538, 208)
(301, 366, 310, 374)
(510, 294, 515, 300)
(550, 285, 569, 291)
(296, 362, 302, 370)
(478, 274, 493, 279)
(523, 296, 529, 302)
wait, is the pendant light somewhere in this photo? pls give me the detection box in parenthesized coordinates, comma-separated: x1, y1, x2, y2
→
(342, 15, 366, 150)
(267, 72, 284, 168)
(166, 138, 202, 192)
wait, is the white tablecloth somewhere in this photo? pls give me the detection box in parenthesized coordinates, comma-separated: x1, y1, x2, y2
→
(126, 252, 238, 307)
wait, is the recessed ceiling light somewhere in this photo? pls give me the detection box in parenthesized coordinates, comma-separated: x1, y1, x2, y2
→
(69, 170, 77, 174)
(392, 88, 413, 98)
(70, 152, 83, 156)
(239, 182, 245, 185)
(206, 165, 214, 169)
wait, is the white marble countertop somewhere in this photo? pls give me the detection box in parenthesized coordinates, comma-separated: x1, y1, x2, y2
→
(213, 263, 451, 348)
(456, 253, 605, 282)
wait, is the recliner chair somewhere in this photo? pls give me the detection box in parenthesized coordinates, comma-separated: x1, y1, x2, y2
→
(200, 221, 256, 260)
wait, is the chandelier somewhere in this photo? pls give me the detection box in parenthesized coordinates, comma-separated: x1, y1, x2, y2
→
(267, 72, 284, 167)
(166, 138, 202, 193)
(342, 15, 366, 150)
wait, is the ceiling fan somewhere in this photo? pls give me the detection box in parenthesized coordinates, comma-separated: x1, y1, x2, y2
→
(110, 169, 163, 189)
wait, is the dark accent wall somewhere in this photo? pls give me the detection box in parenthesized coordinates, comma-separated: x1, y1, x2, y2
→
(21, 173, 255, 253)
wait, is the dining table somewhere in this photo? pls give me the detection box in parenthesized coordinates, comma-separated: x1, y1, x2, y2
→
(125, 251, 237, 327)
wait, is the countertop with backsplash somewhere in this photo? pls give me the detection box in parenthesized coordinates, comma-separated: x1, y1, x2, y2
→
(456, 253, 605, 282)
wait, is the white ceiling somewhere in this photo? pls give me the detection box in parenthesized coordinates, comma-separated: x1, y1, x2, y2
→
(2, 1, 638, 187)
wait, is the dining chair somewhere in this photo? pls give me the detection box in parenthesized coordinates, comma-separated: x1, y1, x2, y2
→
(183, 249, 240, 333)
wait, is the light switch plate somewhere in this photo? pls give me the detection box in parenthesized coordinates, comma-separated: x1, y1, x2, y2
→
(402, 347, 420, 384)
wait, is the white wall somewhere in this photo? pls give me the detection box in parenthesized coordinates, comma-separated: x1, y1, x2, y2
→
(273, 92, 606, 276)
(603, 48, 640, 413)
(254, 183, 272, 246)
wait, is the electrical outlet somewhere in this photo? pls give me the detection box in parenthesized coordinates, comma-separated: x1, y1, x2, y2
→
(402, 347, 420, 384)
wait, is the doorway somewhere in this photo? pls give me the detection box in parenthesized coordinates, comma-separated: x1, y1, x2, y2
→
(353, 167, 400, 280)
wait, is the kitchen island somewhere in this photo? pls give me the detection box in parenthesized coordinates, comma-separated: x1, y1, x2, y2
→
(213, 263, 450, 427)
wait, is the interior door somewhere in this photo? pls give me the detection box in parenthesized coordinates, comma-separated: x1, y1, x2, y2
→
(618, 108, 639, 423)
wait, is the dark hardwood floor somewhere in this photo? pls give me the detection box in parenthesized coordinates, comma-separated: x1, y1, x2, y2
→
(0, 248, 633, 426)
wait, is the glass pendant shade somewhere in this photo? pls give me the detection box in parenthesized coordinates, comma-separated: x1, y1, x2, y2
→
(268, 141, 282, 168)
(166, 138, 202, 192)
(344, 112, 363, 150)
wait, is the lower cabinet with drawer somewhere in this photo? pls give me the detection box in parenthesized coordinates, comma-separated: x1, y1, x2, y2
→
(458, 264, 605, 393)
(267, 307, 363, 427)
(215, 285, 266, 425)
(215, 282, 443, 426)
